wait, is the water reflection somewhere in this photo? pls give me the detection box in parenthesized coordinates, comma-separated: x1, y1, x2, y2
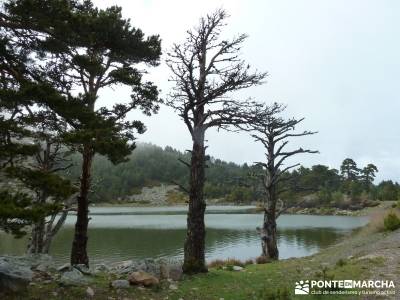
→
(0, 208, 368, 264)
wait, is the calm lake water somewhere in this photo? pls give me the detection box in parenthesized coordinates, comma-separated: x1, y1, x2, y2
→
(0, 206, 368, 264)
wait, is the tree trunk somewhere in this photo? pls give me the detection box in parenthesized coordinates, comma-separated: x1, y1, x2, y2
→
(27, 219, 45, 254)
(42, 210, 69, 253)
(27, 191, 46, 255)
(183, 127, 208, 274)
(70, 145, 93, 266)
(261, 210, 279, 260)
(260, 163, 279, 260)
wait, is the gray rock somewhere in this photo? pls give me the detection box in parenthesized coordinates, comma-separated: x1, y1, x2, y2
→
(86, 286, 95, 297)
(128, 271, 159, 287)
(159, 262, 169, 279)
(111, 279, 130, 289)
(60, 268, 89, 286)
(0, 258, 33, 293)
(27, 254, 54, 271)
(110, 260, 139, 275)
(169, 265, 183, 281)
(143, 259, 160, 277)
(57, 263, 71, 272)
(232, 266, 243, 271)
(74, 264, 92, 275)
(35, 263, 50, 273)
(94, 263, 109, 273)
(169, 283, 178, 290)
(110, 259, 183, 281)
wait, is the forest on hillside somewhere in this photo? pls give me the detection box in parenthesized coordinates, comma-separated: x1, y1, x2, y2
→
(64, 144, 400, 207)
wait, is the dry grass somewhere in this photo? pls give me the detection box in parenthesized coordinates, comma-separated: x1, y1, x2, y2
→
(255, 256, 271, 264)
(364, 208, 400, 233)
(208, 258, 250, 269)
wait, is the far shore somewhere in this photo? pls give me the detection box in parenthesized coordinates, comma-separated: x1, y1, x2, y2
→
(88, 200, 395, 216)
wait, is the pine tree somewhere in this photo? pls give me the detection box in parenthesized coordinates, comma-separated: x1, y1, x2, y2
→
(167, 9, 265, 273)
(247, 103, 317, 260)
(0, 15, 77, 239)
(361, 163, 378, 191)
(2, 0, 162, 266)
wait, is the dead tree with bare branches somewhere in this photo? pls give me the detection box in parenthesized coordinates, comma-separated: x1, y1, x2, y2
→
(166, 9, 266, 274)
(249, 103, 318, 260)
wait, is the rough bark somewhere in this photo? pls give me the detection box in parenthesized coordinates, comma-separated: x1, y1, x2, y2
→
(27, 219, 45, 254)
(260, 147, 279, 260)
(166, 9, 266, 274)
(42, 209, 70, 253)
(248, 103, 318, 261)
(70, 145, 93, 266)
(183, 127, 207, 274)
(261, 209, 279, 260)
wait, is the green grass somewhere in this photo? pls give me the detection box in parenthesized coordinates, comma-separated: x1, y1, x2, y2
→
(13, 255, 384, 300)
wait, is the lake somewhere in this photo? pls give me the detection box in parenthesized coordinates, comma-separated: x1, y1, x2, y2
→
(0, 206, 368, 264)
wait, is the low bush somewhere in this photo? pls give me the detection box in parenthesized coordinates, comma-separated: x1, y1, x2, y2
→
(335, 258, 347, 267)
(383, 212, 400, 231)
(255, 256, 270, 264)
(257, 286, 290, 300)
(207, 258, 245, 269)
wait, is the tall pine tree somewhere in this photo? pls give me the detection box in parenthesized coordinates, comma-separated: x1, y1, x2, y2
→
(3, 0, 162, 266)
(0, 10, 79, 239)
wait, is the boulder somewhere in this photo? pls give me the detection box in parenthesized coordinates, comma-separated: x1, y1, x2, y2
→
(74, 264, 92, 275)
(128, 271, 159, 287)
(110, 260, 139, 275)
(111, 279, 130, 289)
(60, 268, 89, 286)
(232, 266, 243, 271)
(86, 286, 95, 297)
(29, 255, 54, 272)
(57, 263, 71, 272)
(94, 263, 109, 273)
(0, 258, 33, 293)
(110, 259, 184, 281)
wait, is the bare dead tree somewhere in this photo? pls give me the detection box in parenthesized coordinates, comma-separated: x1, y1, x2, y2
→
(166, 9, 266, 274)
(249, 103, 318, 260)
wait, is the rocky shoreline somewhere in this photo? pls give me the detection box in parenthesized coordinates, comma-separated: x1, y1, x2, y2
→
(0, 255, 183, 297)
(285, 206, 363, 216)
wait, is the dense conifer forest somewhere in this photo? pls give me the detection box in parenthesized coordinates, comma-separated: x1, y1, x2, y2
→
(63, 143, 400, 206)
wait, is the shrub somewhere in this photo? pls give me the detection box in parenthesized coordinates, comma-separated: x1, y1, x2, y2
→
(255, 256, 270, 264)
(383, 212, 400, 231)
(258, 286, 290, 300)
(207, 258, 244, 269)
(335, 258, 347, 267)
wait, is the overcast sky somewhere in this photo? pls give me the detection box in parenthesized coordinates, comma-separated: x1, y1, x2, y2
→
(92, 0, 400, 183)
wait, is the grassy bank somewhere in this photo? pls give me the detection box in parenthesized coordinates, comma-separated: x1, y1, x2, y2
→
(10, 208, 400, 300)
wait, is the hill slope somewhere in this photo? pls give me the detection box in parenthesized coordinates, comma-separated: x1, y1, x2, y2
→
(65, 143, 255, 203)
